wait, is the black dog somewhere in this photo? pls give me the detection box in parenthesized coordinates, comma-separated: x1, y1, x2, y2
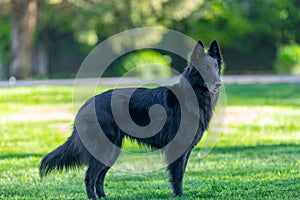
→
(40, 40, 222, 199)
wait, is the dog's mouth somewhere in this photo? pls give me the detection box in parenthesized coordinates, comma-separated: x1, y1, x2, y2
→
(209, 88, 219, 93)
(204, 82, 221, 93)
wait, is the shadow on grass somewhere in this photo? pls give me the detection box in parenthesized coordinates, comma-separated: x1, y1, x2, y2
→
(198, 143, 300, 155)
(2, 143, 298, 199)
(105, 143, 299, 199)
(0, 153, 43, 160)
(226, 83, 300, 107)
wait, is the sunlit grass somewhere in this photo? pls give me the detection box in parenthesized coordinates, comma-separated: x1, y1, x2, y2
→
(0, 84, 299, 199)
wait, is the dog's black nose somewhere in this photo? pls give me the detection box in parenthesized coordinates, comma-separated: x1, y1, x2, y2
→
(215, 82, 222, 89)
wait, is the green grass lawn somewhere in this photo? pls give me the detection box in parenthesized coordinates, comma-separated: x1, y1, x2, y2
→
(0, 84, 299, 199)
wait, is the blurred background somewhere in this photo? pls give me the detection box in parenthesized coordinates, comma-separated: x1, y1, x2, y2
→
(0, 0, 300, 80)
(0, 1, 299, 199)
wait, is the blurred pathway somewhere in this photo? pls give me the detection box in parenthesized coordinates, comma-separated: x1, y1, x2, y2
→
(0, 75, 300, 87)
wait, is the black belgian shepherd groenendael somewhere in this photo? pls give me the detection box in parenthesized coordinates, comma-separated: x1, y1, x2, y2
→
(40, 40, 222, 199)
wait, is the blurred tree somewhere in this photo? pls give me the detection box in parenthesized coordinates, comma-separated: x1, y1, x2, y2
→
(0, 1, 10, 79)
(9, 0, 37, 79)
(274, 43, 300, 74)
(31, 0, 207, 77)
(184, 0, 300, 72)
(118, 50, 172, 79)
(0, 0, 300, 78)
(41, 0, 205, 47)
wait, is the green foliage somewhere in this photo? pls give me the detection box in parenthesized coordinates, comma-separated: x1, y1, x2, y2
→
(119, 50, 172, 79)
(0, 84, 300, 199)
(0, 2, 11, 70)
(1, 0, 300, 77)
(274, 44, 300, 74)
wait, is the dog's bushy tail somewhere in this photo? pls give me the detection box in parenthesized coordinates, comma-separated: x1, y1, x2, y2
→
(39, 128, 85, 177)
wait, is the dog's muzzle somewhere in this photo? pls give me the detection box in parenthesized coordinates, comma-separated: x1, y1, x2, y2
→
(204, 82, 222, 93)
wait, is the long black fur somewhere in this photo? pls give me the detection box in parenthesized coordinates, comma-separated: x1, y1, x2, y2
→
(39, 127, 86, 176)
(40, 40, 222, 199)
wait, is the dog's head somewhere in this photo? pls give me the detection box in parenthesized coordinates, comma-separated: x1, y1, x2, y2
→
(190, 40, 223, 93)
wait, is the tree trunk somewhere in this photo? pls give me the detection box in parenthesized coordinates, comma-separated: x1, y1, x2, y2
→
(9, 0, 37, 79)
(0, 57, 4, 80)
(33, 31, 49, 77)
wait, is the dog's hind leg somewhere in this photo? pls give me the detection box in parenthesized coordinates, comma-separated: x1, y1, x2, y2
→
(95, 148, 121, 198)
(95, 166, 110, 198)
(85, 159, 105, 200)
(95, 135, 122, 199)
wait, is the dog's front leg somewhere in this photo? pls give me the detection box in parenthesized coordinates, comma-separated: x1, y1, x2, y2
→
(167, 154, 186, 196)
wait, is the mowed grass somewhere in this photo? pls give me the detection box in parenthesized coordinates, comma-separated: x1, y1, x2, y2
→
(0, 83, 299, 199)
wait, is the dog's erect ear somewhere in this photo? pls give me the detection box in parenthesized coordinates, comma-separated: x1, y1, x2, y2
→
(197, 40, 204, 48)
(191, 40, 205, 61)
(208, 40, 222, 66)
